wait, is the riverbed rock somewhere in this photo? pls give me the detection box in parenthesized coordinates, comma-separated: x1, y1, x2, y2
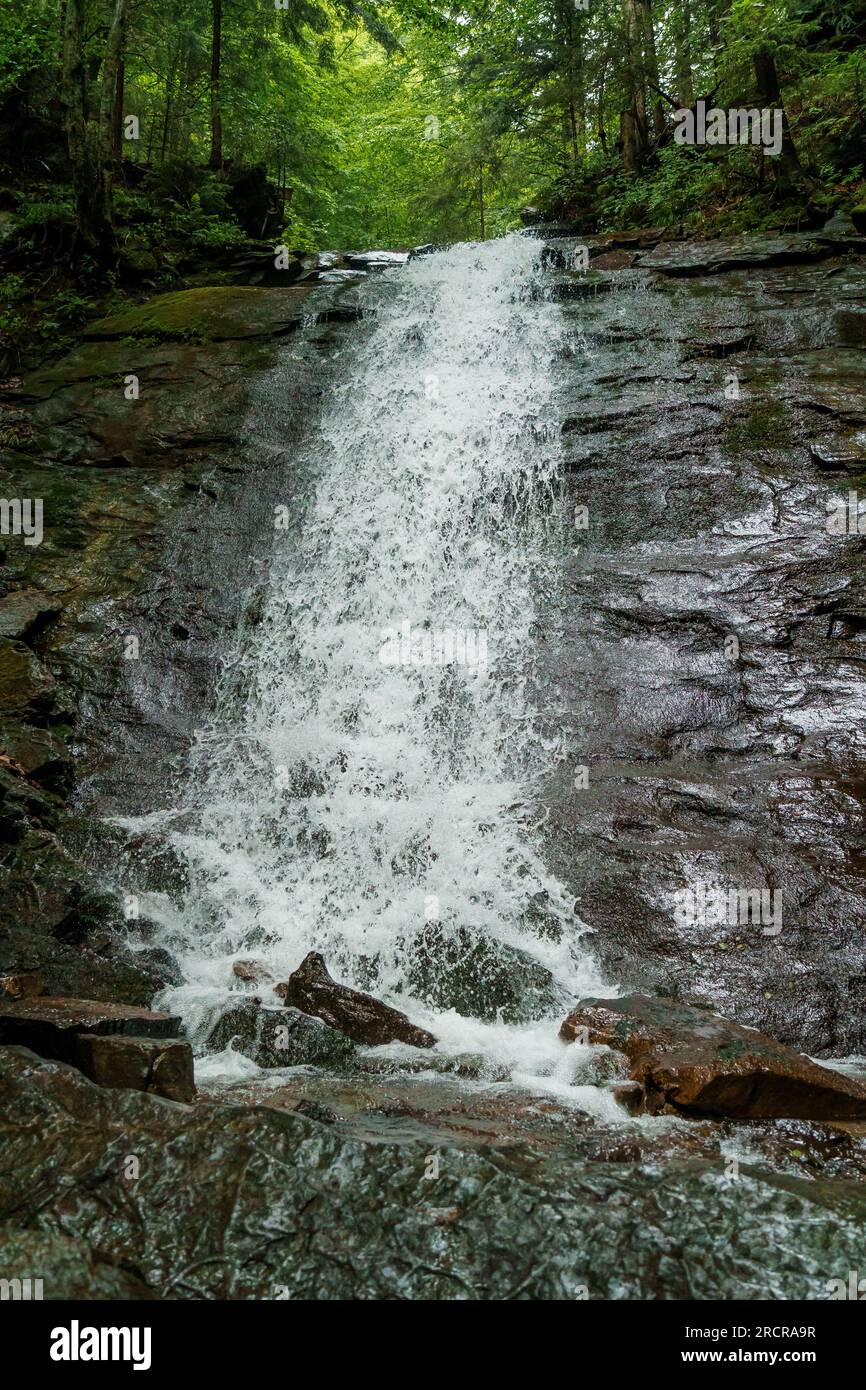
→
(0, 1227, 155, 1300)
(4, 1047, 866, 1299)
(276, 951, 436, 1048)
(73, 1032, 195, 1102)
(560, 995, 866, 1119)
(232, 958, 274, 986)
(206, 998, 357, 1068)
(0, 997, 181, 1063)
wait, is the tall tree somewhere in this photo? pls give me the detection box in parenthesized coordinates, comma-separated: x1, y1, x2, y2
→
(753, 43, 814, 192)
(209, 0, 223, 169)
(61, 0, 113, 254)
(99, 0, 129, 172)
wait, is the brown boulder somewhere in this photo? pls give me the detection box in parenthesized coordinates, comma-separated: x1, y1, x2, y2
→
(277, 952, 436, 1049)
(0, 972, 47, 1002)
(73, 1033, 195, 1103)
(560, 995, 866, 1120)
(0, 997, 181, 1064)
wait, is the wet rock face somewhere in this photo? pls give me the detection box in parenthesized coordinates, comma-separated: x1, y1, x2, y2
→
(404, 922, 561, 1024)
(4, 1047, 866, 1300)
(633, 232, 866, 275)
(538, 237, 866, 1054)
(0, 1228, 155, 1300)
(0, 278, 360, 1005)
(561, 995, 866, 1119)
(277, 952, 437, 1048)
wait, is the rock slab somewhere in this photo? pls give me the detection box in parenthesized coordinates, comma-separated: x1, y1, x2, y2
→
(0, 997, 181, 1064)
(560, 995, 866, 1119)
(206, 999, 356, 1068)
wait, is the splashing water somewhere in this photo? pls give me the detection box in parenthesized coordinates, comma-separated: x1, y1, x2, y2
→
(127, 234, 612, 1090)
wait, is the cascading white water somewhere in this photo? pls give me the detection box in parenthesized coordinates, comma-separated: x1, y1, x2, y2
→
(127, 234, 613, 1098)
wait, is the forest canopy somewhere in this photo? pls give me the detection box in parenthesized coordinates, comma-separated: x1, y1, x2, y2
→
(1, 0, 865, 269)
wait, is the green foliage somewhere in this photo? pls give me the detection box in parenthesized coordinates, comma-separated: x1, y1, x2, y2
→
(0, 273, 27, 305)
(3, 0, 866, 267)
(0, 0, 55, 99)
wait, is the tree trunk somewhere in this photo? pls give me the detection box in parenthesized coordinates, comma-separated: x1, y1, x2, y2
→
(112, 58, 125, 161)
(209, 0, 223, 170)
(673, 0, 694, 108)
(160, 51, 178, 160)
(620, 109, 638, 173)
(478, 164, 485, 240)
(61, 0, 112, 255)
(639, 0, 665, 140)
(597, 58, 609, 154)
(99, 0, 127, 172)
(622, 0, 647, 166)
(753, 45, 814, 192)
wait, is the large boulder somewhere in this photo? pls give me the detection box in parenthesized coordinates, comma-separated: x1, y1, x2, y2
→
(560, 995, 866, 1119)
(277, 952, 436, 1048)
(3, 1048, 866, 1299)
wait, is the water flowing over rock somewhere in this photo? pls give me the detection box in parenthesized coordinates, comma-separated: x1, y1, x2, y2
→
(276, 952, 436, 1048)
(139, 235, 604, 1076)
(560, 996, 866, 1119)
(403, 922, 562, 1024)
(5, 228, 866, 1300)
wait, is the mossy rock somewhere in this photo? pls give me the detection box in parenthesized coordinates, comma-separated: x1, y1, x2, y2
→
(83, 286, 312, 344)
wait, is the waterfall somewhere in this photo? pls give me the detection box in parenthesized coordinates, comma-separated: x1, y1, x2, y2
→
(128, 234, 611, 1092)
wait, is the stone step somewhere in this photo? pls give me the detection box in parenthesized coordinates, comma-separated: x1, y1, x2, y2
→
(0, 997, 181, 1064)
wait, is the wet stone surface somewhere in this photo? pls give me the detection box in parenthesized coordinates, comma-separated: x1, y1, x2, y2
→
(537, 240, 866, 1056)
(0, 279, 362, 1002)
(4, 1048, 866, 1299)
